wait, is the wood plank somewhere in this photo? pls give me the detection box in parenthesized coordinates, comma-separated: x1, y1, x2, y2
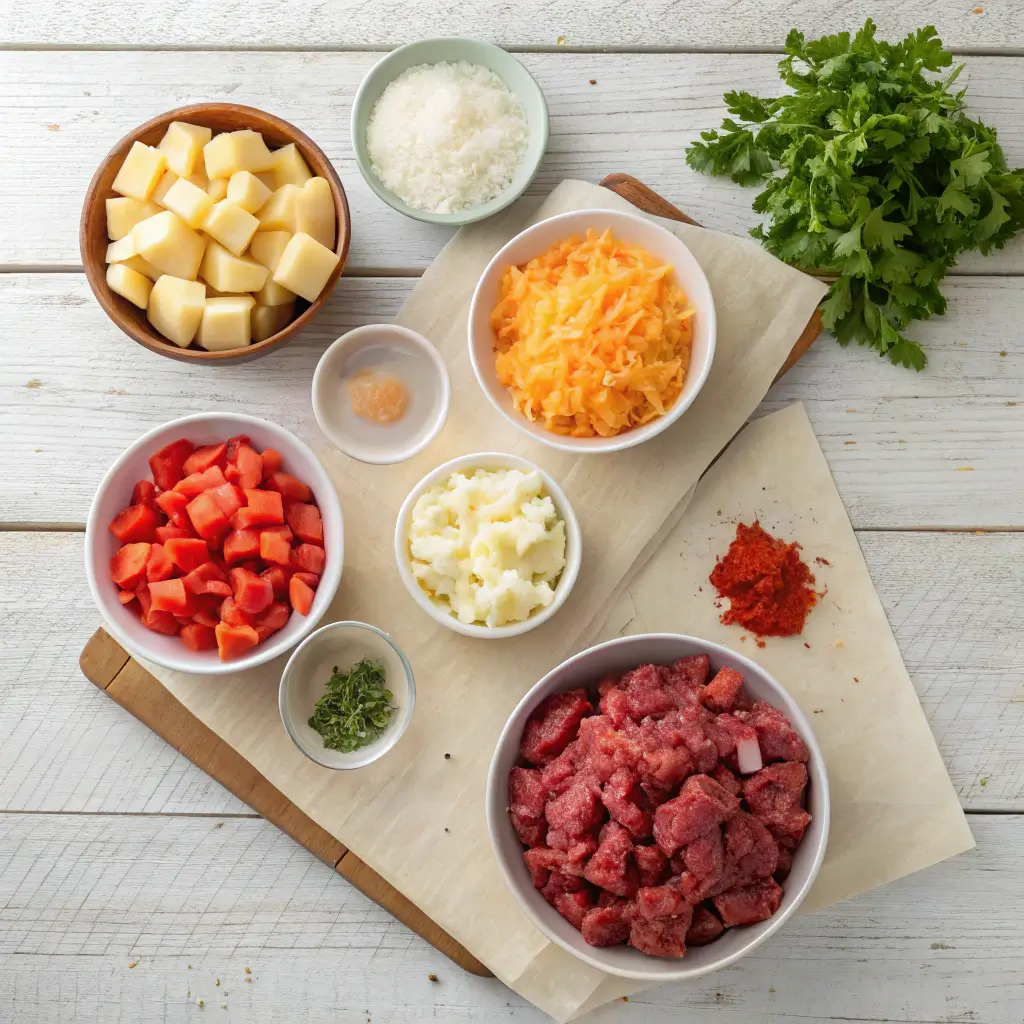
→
(1, 1, 1019, 52)
(0, 811, 1020, 1023)
(0, 531, 1020, 814)
(1, 273, 1020, 528)
(2, 51, 1023, 272)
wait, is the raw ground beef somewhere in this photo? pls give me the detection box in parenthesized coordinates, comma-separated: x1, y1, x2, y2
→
(509, 657, 812, 958)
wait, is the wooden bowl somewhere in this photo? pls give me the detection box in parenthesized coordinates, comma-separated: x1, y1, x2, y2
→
(80, 103, 352, 364)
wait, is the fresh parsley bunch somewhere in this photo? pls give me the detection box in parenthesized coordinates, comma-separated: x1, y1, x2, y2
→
(308, 658, 395, 753)
(686, 19, 1024, 369)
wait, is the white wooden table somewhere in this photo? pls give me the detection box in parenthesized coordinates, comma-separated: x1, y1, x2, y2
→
(2, 4, 1023, 1021)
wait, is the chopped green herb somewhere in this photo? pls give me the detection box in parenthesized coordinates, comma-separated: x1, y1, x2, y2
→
(308, 658, 395, 752)
(685, 19, 1024, 370)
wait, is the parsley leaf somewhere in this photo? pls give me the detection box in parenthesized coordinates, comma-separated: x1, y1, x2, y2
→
(685, 18, 1024, 369)
(308, 658, 395, 753)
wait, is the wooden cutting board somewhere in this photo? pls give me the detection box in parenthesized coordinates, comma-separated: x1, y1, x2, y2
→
(78, 177, 822, 978)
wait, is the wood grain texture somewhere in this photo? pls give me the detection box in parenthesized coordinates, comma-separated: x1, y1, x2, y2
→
(3, 51, 1023, 273)
(1, 1, 1018, 51)
(1, 274, 1019, 528)
(1, 531, 1020, 814)
(1, 811, 1021, 1023)
(80, 103, 351, 363)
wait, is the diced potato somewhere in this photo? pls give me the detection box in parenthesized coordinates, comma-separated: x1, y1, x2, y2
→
(151, 169, 179, 207)
(105, 197, 161, 241)
(203, 129, 275, 179)
(106, 262, 153, 309)
(254, 278, 296, 306)
(254, 171, 276, 191)
(252, 301, 296, 343)
(248, 230, 292, 272)
(207, 177, 229, 201)
(196, 295, 257, 351)
(105, 234, 138, 264)
(227, 171, 272, 214)
(265, 143, 312, 189)
(256, 184, 300, 232)
(118, 254, 163, 282)
(162, 177, 214, 229)
(132, 210, 207, 280)
(272, 231, 340, 302)
(186, 167, 210, 191)
(147, 275, 206, 348)
(111, 142, 167, 201)
(157, 121, 213, 177)
(296, 177, 336, 250)
(200, 241, 269, 293)
(204, 200, 260, 256)
(204, 283, 248, 298)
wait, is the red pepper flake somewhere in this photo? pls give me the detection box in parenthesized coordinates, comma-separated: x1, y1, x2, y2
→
(803, 642, 811, 649)
(755, 638, 766, 648)
(814, 556, 830, 566)
(709, 521, 817, 638)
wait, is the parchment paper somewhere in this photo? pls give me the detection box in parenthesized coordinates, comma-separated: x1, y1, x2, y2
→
(133, 180, 837, 1020)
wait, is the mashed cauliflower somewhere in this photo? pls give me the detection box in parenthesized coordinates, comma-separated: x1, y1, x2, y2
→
(408, 467, 567, 627)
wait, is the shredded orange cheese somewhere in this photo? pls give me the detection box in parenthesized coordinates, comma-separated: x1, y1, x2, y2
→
(491, 229, 694, 438)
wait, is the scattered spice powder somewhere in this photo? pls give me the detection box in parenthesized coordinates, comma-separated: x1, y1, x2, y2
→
(709, 521, 817, 637)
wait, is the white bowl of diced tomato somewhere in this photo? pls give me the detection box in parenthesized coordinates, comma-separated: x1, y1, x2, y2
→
(85, 412, 343, 675)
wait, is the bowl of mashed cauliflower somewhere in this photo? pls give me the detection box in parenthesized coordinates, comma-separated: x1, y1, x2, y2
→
(394, 453, 581, 638)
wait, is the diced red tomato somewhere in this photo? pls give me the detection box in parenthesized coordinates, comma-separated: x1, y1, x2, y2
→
(225, 434, 253, 461)
(223, 528, 261, 564)
(148, 578, 193, 615)
(191, 608, 220, 628)
(219, 596, 252, 627)
(137, 587, 153, 618)
(187, 492, 230, 542)
(237, 559, 262, 573)
(208, 482, 245, 520)
(253, 601, 290, 642)
(230, 567, 274, 616)
(111, 542, 151, 589)
(259, 565, 291, 599)
(146, 543, 175, 583)
(292, 571, 319, 590)
(156, 489, 192, 529)
(180, 622, 218, 651)
(215, 622, 259, 661)
(289, 575, 315, 616)
(155, 524, 192, 543)
(182, 442, 228, 476)
(149, 438, 194, 491)
(292, 543, 326, 575)
(259, 529, 292, 566)
(226, 444, 263, 489)
(117, 589, 138, 605)
(173, 465, 228, 498)
(164, 537, 210, 573)
(260, 448, 283, 480)
(143, 609, 181, 635)
(266, 472, 312, 502)
(181, 562, 231, 597)
(285, 502, 323, 545)
(109, 504, 161, 543)
(130, 479, 159, 511)
(230, 488, 284, 530)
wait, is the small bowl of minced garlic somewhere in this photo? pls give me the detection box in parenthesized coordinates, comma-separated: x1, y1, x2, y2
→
(350, 37, 548, 226)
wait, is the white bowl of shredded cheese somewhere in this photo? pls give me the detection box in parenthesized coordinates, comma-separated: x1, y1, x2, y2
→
(351, 37, 548, 225)
(394, 452, 581, 638)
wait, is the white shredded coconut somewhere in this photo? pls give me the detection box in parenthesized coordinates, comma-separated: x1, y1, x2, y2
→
(366, 60, 529, 215)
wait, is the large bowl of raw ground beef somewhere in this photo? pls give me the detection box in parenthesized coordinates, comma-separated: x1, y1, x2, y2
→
(486, 633, 829, 981)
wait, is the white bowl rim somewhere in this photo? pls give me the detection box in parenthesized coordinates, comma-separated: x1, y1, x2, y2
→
(468, 206, 718, 454)
(84, 411, 344, 676)
(393, 451, 582, 639)
(485, 631, 831, 981)
(278, 619, 417, 770)
(311, 323, 452, 466)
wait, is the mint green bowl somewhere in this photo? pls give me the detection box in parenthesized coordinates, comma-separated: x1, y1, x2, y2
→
(350, 37, 549, 226)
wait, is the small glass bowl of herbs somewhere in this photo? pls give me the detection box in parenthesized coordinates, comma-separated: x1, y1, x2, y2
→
(279, 621, 416, 770)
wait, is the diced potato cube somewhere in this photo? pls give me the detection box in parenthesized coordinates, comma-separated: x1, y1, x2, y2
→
(256, 184, 301, 232)
(186, 167, 209, 191)
(162, 177, 214, 229)
(200, 241, 269, 294)
(111, 142, 167, 201)
(105, 234, 138, 264)
(157, 121, 213, 177)
(254, 171, 276, 191)
(106, 197, 161, 241)
(132, 210, 207, 280)
(147, 275, 206, 348)
(265, 143, 312, 189)
(207, 177, 229, 201)
(119, 254, 163, 281)
(227, 171, 272, 214)
(252, 301, 296, 343)
(203, 130, 274, 179)
(272, 231, 340, 302)
(254, 278, 296, 306)
(296, 177, 336, 250)
(248, 230, 292, 272)
(106, 262, 153, 310)
(204, 284, 247, 298)
(196, 295, 257, 351)
(151, 169, 179, 207)
(203, 200, 260, 256)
